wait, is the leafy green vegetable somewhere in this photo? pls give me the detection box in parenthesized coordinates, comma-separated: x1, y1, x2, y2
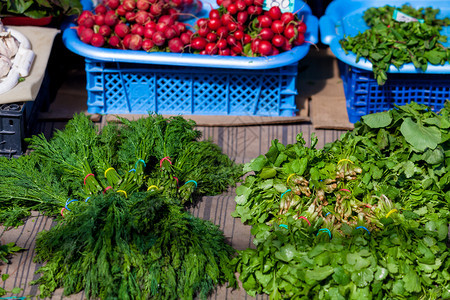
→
(0, 0, 82, 18)
(340, 4, 450, 85)
(232, 102, 450, 299)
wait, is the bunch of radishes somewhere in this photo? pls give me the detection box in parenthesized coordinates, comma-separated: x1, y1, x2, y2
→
(192, 2, 307, 56)
(76, 0, 200, 51)
(75, 0, 307, 56)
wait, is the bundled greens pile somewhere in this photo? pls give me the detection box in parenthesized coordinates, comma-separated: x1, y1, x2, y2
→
(340, 4, 450, 85)
(0, 0, 82, 19)
(232, 102, 450, 299)
(0, 114, 242, 299)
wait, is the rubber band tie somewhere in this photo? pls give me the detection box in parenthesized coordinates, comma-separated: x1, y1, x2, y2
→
(281, 189, 291, 199)
(135, 159, 146, 169)
(104, 167, 115, 178)
(356, 226, 371, 235)
(298, 216, 311, 226)
(60, 207, 66, 217)
(160, 156, 172, 168)
(84, 173, 95, 185)
(286, 173, 296, 184)
(317, 228, 331, 239)
(116, 190, 127, 198)
(338, 158, 354, 165)
(279, 224, 288, 229)
(385, 209, 398, 218)
(65, 199, 79, 212)
(173, 176, 179, 186)
(147, 185, 159, 191)
(104, 186, 112, 193)
(85, 197, 91, 203)
(325, 212, 331, 216)
(184, 180, 198, 188)
(339, 188, 351, 193)
(128, 168, 136, 173)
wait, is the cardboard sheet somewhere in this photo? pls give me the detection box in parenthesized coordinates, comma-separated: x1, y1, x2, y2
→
(0, 26, 59, 104)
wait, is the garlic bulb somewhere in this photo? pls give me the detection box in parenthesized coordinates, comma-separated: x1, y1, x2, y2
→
(0, 35, 20, 58)
(0, 54, 12, 77)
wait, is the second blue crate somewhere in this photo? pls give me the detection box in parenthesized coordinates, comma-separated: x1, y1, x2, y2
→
(340, 61, 450, 123)
(85, 59, 299, 116)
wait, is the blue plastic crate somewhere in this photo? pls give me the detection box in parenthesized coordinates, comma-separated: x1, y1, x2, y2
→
(320, 0, 450, 122)
(339, 62, 450, 123)
(85, 59, 299, 116)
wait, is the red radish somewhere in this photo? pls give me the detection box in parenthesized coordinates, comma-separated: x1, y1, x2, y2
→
(280, 12, 295, 24)
(131, 24, 145, 36)
(272, 34, 285, 47)
(114, 23, 130, 38)
(219, 48, 231, 55)
(271, 20, 285, 34)
(208, 18, 222, 31)
(206, 32, 218, 42)
(216, 26, 229, 37)
(172, 24, 181, 36)
(125, 11, 136, 22)
(227, 22, 237, 32)
(144, 26, 156, 38)
(152, 31, 166, 46)
(254, 6, 263, 15)
(217, 0, 223, 6)
(99, 24, 112, 36)
(82, 15, 95, 28)
(123, 0, 136, 11)
(180, 32, 191, 44)
(150, 2, 163, 16)
(200, 50, 207, 55)
(247, 5, 257, 15)
(79, 27, 94, 44)
(95, 4, 107, 15)
(259, 28, 274, 40)
(159, 15, 175, 26)
(175, 22, 186, 33)
(77, 10, 94, 26)
(216, 39, 227, 49)
(142, 39, 154, 51)
(128, 34, 143, 50)
(145, 21, 156, 29)
(164, 27, 177, 39)
(106, 0, 120, 9)
(155, 22, 168, 33)
(197, 18, 208, 28)
(137, 0, 150, 10)
(209, 9, 220, 19)
(283, 24, 297, 40)
(197, 25, 210, 37)
(282, 41, 292, 51)
(76, 25, 86, 36)
(91, 33, 105, 47)
(235, 0, 246, 11)
(116, 4, 127, 16)
(257, 15, 272, 28)
(104, 11, 118, 27)
(205, 42, 218, 55)
(244, 0, 253, 5)
(168, 38, 184, 52)
(251, 38, 261, 53)
(226, 35, 237, 46)
(268, 6, 282, 20)
(258, 40, 272, 55)
(234, 29, 244, 40)
(231, 42, 243, 54)
(108, 35, 120, 47)
(236, 11, 248, 24)
(293, 33, 305, 45)
(227, 3, 238, 14)
(243, 33, 251, 44)
(168, 8, 179, 19)
(172, 0, 182, 7)
(122, 34, 133, 48)
(272, 47, 279, 55)
(220, 14, 233, 26)
(253, 0, 264, 5)
(135, 11, 150, 24)
(190, 36, 206, 50)
(297, 22, 307, 34)
(221, 0, 231, 8)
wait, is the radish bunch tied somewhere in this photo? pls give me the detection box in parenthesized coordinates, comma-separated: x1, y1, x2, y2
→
(76, 0, 200, 51)
(192, 4, 308, 56)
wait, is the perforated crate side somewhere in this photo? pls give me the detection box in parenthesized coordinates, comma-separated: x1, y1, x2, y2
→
(85, 59, 299, 116)
(0, 104, 25, 157)
(339, 61, 450, 123)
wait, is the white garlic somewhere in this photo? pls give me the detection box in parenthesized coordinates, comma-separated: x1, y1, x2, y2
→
(0, 54, 12, 77)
